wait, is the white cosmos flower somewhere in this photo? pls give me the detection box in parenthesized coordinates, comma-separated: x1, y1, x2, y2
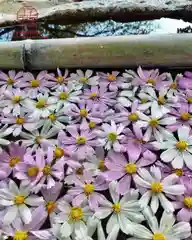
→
(19, 123, 58, 152)
(0, 179, 44, 225)
(133, 166, 185, 213)
(0, 124, 12, 152)
(94, 181, 144, 235)
(128, 207, 191, 240)
(136, 102, 176, 142)
(137, 87, 177, 113)
(49, 83, 82, 112)
(54, 200, 92, 238)
(23, 92, 57, 119)
(96, 120, 125, 152)
(70, 69, 99, 90)
(152, 125, 192, 170)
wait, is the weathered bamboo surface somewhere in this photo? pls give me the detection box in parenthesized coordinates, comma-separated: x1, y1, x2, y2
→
(1, 34, 192, 70)
(1, 0, 192, 28)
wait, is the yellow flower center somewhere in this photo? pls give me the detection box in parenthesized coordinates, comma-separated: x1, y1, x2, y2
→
(13, 231, 28, 240)
(151, 182, 163, 193)
(187, 97, 192, 103)
(149, 119, 159, 127)
(16, 117, 25, 125)
(14, 195, 25, 205)
(27, 167, 39, 177)
(147, 78, 155, 85)
(170, 82, 177, 89)
(79, 77, 88, 83)
(12, 95, 21, 103)
(99, 160, 107, 171)
(112, 202, 121, 213)
(158, 96, 165, 105)
(173, 168, 183, 177)
(43, 164, 51, 176)
(108, 132, 117, 142)
(56, 76, 64, 83)
(70, 207, 83, 221)
(7, 78, 14, 85)
(35, 136, 42, 144)
(184, 197, 192, 208)
(59, 92, 69, 100)
(80, 109, 88, 117)
(36, 99, 47, 109)
(125, 163, 137, 174)
(141, 98, 148, 104)
(180, 112, 191, 121)
(9, 156, 20, 167)
(31, 79, 40, 87)
(48, 114, 56, 121)
(89, 121, 96, 129)
(176, 140, 188, 151)
(152, 233, 167, 240)
(90, 92, 97, 98)
(128, 113, 139, 121)
(76, 136, 87, 145)
(84, 183, 95, 195)
(107, 74, 116, 81)
(54, 147, 64, 158)
(46, 201, 56, 214)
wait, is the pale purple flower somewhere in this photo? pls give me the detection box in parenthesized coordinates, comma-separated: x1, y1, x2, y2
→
(58, 125, 101, 160)
(1, 113, 36, 136)
(0, 70, 23, 93)
(167, 105, 192, 132)
(66, 170, 108, 209)
(15, 148, 64, 193)
(163, 72, 183, 97)
(173, 178, 192, 222)
(0, 88, 26, 115)
(66, 101, 103, 126)
(132, 66, 166, 89)
(96, 120, 125, 152)
(178, 71, 192, 90)
(136, 102, 176, 142)
(177, 89, 192, 112)
(15, 71, 52, 98)
(0, 179, 44, 224)
(70, 69, 99, 90)
(0, 143, 25, 179)
(47, 68, 71, 89)
(49, 83, 82, 111)
(98, 71, 125, 91)
(134, 166, 185, 213)
(0, 124, 12, 152)
(82, 85, 117, 107)
(104, 150, 156, 194)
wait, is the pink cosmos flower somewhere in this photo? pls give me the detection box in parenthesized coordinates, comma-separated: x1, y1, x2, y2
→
(66, 101, 103, 126)
(0, 88, 26, 115)
(177, 89, 192, 113)
(1, 113, 36, 136)
(0, 143, 25, 179)
(173, 178, 192, 222)
(58, 125, 101, 160)
(178, 71, 192, 89)
(46, 68, 71, 89)
(104, 150, 156, 194)
(167, 105, 192, 132)
(15, 148, 64, 193)
(122, 125, 155, 161)
(132, 66, 166, 89)
(66, 170, 108, 210)
(82, 85, 117, 108)
(97, 71, 125, 91)
(0, 70, 23, 93)
(15, 71, 52, 98)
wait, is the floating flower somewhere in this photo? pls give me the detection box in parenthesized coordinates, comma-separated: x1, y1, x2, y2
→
(0, 70, 23, 93)
(0, 179, 44, 224)
(153, 125, 192, 169)
(94, 181, 144, 235)
(0, 124, 12, 152)
(47, 68, 71, 89)
(134, 166, 185, 213)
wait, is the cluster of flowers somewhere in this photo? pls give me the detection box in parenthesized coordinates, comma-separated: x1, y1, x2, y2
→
(0, 68, 192, 240)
